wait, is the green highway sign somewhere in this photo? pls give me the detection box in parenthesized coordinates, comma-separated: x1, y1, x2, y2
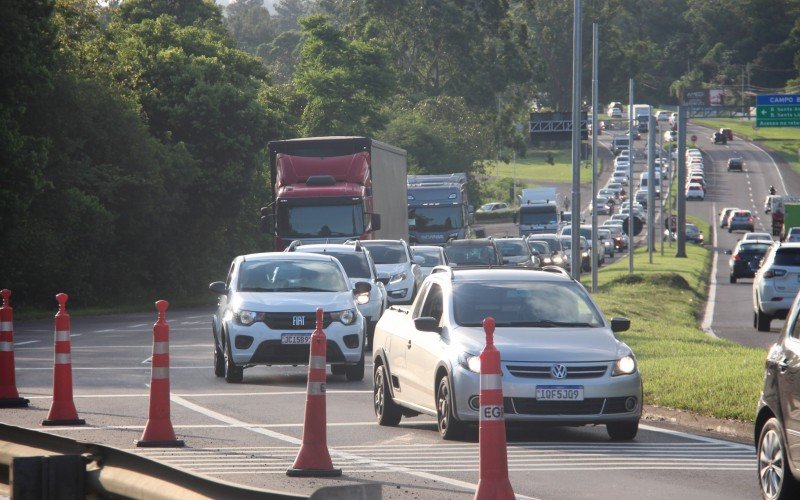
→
(756, 94, 800, 127)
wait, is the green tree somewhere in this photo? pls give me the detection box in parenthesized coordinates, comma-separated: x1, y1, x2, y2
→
(225, 0, 274, 55)
(294, 14, 395, 136)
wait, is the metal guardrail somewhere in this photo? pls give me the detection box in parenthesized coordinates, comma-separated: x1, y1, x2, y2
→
(0, 424, 380, 499)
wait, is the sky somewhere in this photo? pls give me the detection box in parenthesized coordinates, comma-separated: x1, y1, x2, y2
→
(215, 0, 278, 12)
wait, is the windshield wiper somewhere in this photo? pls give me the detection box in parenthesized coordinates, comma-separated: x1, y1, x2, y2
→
(522, 320, 595, 327)
(239, 287, 276, 292)
(276, 287, 333, 292)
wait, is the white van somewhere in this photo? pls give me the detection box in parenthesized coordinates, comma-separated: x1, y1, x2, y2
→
(639, 171, 661, 198)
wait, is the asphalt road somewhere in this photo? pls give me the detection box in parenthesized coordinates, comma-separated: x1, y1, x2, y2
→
(684, 122, 800, 349)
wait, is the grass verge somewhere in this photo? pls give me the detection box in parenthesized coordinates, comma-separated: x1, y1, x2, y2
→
(487, 148, 594, 185)
(693, 117, 800, 176)
(592, 238, 764, 422)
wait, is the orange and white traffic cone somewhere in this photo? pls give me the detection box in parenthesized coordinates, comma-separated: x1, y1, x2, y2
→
(42, 293, 85, 426)
(0, 289, 29, 408)
(286, 307, 341, 477)
(474, 316, 514, 500)
(136, 300, 184, 447)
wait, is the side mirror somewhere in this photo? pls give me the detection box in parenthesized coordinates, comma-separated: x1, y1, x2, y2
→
(209, 281, 228, 295)
(414, 316, 441, 333)
(610, 317, 630, 333)
(412, 254, 424, 265)
(468, 205, 474, 214)
(371, 213, 382, 231)
(353, 281, 372, 295)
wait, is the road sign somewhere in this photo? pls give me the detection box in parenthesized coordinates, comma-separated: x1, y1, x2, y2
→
(756, 94, 800, 127)
(690, 135, 697, 142)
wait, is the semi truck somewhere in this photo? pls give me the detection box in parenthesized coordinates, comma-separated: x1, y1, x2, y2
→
(406, 173, 473, 245)
(769, 195, 800, 237)
(261, 136, 408, 250)
(516, 188, 561, 237)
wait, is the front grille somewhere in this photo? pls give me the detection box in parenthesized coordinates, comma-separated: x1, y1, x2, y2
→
(505, 396, 637, 415)
(506, 364, 608, 379)
(250, 339, 347, 364)
(261, 312, 332, 330)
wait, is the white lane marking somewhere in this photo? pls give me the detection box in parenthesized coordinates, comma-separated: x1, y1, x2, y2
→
(71, 333, 81, 338)
(33, 421, 431, 431)
(23, 390, 373, 399)
(128, 323, 149, 328)
(16, 366, 207, 371)
(92, 329, 116, 333)
(142, 356, 152, 364)
(702, 201, 719, 338)
(184, 315, 209, 320)
(16, 344, 214, 350)
(167, 393, 538, 499)
(639, 423, 754, 451)
(14, 340, 39, 346)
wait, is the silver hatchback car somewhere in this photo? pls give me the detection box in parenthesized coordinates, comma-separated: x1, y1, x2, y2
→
(372, 267, 641, 440)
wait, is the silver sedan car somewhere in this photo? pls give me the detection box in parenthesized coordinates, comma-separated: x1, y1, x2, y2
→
(372, 267, 641, 440)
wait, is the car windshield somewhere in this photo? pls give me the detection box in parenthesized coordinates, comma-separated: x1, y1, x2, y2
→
(277, 202, 364, 238)
(686, 224, 699, 236)
(445, 245, 499, 265)
(528, 241, 550, 254)
(453, 281, 603, 327)
(408, 205, 463, 232)
(411, 248, 444, 266)
(519, 206, 558, 225)
(495, 240, 529, 257)
(318, 251, 370, 279)
(774, 248, 800, 266)
(360, 243, 407, 264)
(238, 259, 348, 292)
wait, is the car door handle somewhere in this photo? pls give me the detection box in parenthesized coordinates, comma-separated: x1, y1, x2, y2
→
(407, 339, 412, 349)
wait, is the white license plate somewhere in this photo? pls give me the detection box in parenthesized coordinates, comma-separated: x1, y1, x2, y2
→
(536, 385, 584, 401)
(281, 334, 311, 345)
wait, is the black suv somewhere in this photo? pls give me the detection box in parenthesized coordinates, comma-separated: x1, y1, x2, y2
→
(712, 131, 728, 145)
(727, 157, 744, 172)
(727, 239, 771, 283)
(756, 292, 800, 499)
(443, 238, 503, 266)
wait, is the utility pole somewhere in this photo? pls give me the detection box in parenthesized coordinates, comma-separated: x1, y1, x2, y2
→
(628, 78, 634, 273)
(570, 0, 582, 281)
(659, 125, 664, 256)
(647, 114, 655, 263)
(590, 23, 599, 292)
(676, 106, 687, 258)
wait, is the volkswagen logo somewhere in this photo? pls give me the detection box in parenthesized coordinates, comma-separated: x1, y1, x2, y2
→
(551, 364, 568, 379)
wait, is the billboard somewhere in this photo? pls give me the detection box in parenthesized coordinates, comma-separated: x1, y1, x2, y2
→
(682, 89, 725, 106)
(529, 112, 588, 142)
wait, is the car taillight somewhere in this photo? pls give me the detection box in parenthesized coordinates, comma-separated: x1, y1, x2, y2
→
(764, 269, 787, 278)
(748, 217, 753, 222)
(732, 254, 742, 261)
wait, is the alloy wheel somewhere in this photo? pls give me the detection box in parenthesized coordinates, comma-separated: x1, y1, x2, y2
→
(759, 427, 784, 499)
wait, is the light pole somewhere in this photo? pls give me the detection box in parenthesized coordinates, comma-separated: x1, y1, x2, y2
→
(590, 22, 599, 292)
(570, 0, 582, 281)
(628, 79, 634, 273)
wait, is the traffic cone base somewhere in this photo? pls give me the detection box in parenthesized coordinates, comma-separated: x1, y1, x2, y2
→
(286, 467, 342, 478)
(0, 397, 29, 408)
(42, 418, 85, 426)
(136, 439, 185, 448)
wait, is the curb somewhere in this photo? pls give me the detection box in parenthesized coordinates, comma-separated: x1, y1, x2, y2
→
(643, 404, 753, 445)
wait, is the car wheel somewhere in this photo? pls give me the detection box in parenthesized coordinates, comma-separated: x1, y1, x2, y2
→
(757, 308, 772, 332)
(758, 417, 800, 499)
(730, 274, 737, 284)
(224, 336, 243, 383)
(345, 347, 365, 381)
(213, 337, 225, 377)
(754, 312, 758, 329)
(436, 375, 467, 440)
(374, 364, 402, 426)
(607, 420, 639, 441)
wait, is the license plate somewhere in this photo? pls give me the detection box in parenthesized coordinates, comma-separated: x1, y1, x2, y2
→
(536, 385, 584, 401)
(281, 334, 311, 345)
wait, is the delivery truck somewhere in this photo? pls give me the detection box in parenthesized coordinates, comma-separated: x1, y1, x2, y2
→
(516, 188, 562, 237)
(262, 136, 408, 250)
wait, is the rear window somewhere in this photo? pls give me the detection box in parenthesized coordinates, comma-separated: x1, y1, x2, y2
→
(361, 243, 407, 264)
(739, 244, 770, 253)
(774, 248, 800, 266)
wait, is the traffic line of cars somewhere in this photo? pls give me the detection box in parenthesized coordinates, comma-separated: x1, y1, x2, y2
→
(208, 235, 643, 442)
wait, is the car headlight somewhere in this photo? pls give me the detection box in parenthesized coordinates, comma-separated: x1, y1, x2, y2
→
(331, 308, 356, 325)
(612, 355, 637, 376)
(542, 257, 552, 264)
(234, 310, 264, 326)
(458, 353, 482, 373)
(389, 272, 407, 284)
(552, 255, 562, 264)
(356, 293, 370, 305)
(582, 251, 589, 258)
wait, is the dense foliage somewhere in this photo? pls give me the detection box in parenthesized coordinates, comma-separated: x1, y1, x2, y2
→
(2, 0, 799, 310)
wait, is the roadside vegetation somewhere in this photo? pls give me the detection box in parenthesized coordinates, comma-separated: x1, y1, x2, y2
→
(593, 236, 764, 422)
(693, 118, 800, 175)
